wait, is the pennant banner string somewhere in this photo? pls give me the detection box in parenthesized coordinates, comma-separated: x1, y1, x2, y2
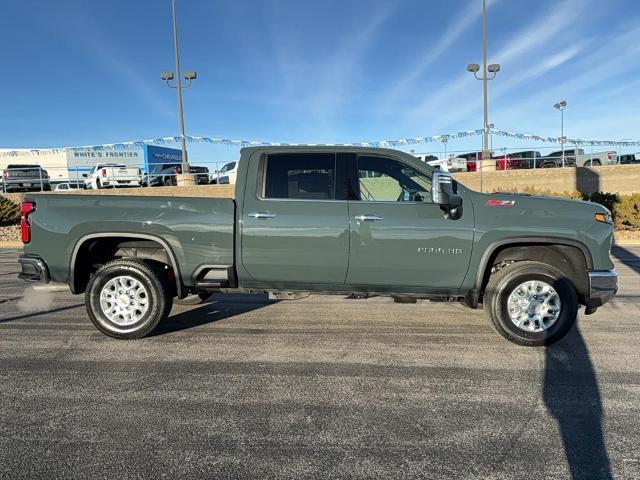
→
(1, 129, 638, 157)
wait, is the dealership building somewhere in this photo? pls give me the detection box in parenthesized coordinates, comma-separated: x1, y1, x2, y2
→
(0, 145, 182, 185)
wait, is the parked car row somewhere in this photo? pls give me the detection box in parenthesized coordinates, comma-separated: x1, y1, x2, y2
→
(5, 151, 635, 193)
(451, 148, 618, 171)
(1, 160, 241, 192)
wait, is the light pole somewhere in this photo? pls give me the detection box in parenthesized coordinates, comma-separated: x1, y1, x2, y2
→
(553, 100, 567, 167)
(467, 0, 500, 191)
(442, 137, 448, 171)
(488, 122, 495, 152)
(162, 0, 196, 183)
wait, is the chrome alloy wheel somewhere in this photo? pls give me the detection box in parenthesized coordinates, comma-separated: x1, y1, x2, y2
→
(99, 275, 150, 326)
(506, 280, 561, 333)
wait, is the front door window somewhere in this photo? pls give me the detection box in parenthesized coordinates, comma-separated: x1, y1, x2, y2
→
(357, 155, 431, 202)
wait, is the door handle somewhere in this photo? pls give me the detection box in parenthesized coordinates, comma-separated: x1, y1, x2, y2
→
(355, 214, 383, 222)
(248, 211, 277, 220)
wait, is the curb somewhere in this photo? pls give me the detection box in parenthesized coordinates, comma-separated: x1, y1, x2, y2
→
(613, 239, 640, 247)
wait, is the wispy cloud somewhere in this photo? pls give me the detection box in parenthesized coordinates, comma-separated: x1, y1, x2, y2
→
(63, 5, 174, 119)
(383, 0, 502, 108)
(403, 0, 590, 130)
(268, 3, 396, 131)
(84, 39, 174, 119)
(493, 23, 640, 136)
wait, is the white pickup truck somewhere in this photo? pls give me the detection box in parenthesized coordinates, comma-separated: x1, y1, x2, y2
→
(85, 163, 141, 190)
(209, 161, 238, 184)
(547, 148, 615, 167)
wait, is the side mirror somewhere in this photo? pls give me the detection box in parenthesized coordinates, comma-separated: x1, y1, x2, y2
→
(432, 171, 463, 219)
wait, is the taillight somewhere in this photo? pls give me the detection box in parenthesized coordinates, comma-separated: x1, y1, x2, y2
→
(607, 152, 614, 159)
(2, 169, 7, 180)
(101, 168, 107, 177)
(21, 201, 35, 244)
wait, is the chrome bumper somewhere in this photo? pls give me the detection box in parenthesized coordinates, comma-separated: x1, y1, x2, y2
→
(17, 255, 50, 283)
(587, 270, 617, 308)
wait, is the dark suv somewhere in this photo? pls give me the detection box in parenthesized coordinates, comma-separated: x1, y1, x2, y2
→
(143, 164, 210, 187)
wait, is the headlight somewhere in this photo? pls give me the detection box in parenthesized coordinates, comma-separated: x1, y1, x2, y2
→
(594, 212, 612, 224)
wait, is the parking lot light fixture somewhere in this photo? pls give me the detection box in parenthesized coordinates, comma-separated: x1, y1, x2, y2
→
(554, 100, 567, 167)
(161, 0, 197, 182)
(466, 0, 500, 191)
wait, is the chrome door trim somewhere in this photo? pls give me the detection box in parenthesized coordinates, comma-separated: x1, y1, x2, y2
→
(354, 214, 383, 222)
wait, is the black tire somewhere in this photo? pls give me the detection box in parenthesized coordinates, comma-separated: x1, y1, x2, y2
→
(85, 259, 173, 339)
(95, 179, 101, 189)
(586, 159, 601, 166)
(484, 261, 578, 347)
(175, 292, 211, 305)
(541, 162, 555, 168)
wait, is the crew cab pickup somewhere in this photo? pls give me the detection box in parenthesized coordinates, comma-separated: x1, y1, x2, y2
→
(546, 148, 615, 167)
(85, 163, 142, 189)
(18, 147, 618, 346)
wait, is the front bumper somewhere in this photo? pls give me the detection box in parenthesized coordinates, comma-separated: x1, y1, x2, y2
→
(17, 255, 50, 283)
(587, 270, 617, 309)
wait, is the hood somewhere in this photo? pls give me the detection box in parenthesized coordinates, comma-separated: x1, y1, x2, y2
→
(464, 188, 612, 235)
(480, 191, 609, 213)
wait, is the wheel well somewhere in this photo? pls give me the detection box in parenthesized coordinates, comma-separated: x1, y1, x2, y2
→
(71, 236, 180, 296)
(479, 244, 590, 305)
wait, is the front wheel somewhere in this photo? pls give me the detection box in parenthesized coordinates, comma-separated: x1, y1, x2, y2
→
(484, 261, 577, 346)
(85, 259, 173, 339)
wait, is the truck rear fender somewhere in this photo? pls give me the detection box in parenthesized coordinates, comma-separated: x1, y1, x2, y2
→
(69, 233, 184, 297)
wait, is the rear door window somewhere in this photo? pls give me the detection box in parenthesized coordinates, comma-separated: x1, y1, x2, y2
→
(264, 153, 335, 200)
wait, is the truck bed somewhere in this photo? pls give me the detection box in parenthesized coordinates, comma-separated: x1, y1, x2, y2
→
(24, 190, 236, 289)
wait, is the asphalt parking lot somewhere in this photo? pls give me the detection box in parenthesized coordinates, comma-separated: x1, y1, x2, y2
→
(0, 247, 639, 479)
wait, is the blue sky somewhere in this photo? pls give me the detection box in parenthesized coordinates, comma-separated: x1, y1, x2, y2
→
(1, 0, 639, 162)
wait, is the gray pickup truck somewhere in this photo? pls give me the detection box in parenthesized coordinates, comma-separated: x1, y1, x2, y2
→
(2, 164, 51, 192)
(17, 146, 617, 346)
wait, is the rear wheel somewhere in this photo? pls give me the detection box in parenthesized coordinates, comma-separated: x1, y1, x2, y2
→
(85, 259, 173, 339)
(484, 261, 577, 346)
(586, 159, 601, 166)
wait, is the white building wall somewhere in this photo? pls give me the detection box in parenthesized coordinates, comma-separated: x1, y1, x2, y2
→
(1, 146, 143, 183)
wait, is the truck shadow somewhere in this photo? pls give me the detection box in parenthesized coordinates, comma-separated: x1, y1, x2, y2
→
(543, 326, 612, 480)
(575, 166, 600, 197)
(150, 293, 274, 336)
(611, 245, 640, 275)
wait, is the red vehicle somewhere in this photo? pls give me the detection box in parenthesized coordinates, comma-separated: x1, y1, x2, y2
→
(457, 152, 511, 171)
